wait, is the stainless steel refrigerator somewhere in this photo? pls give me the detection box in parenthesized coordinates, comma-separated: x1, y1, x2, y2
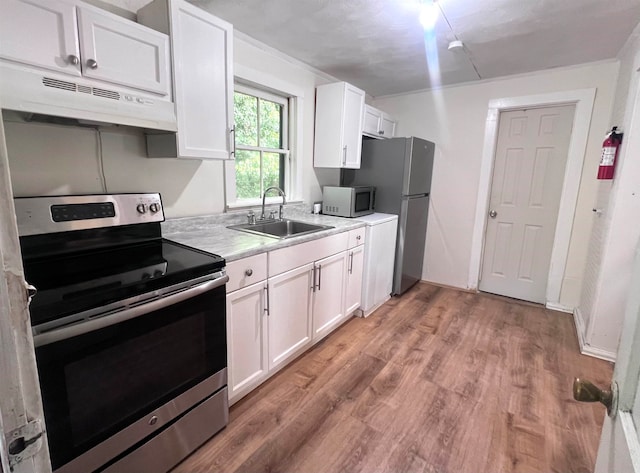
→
(344, 137, 435, 295)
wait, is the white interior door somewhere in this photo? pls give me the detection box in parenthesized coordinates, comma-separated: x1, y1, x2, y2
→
(592, 239, 640, 472)
(480, 105, 575, 303)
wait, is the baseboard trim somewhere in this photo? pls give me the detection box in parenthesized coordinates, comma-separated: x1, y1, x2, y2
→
(546, 301, 574, 313)
(573, 308, 616, 362)
(581, 345, 617, 363)
(359, 296, 391, 318)
(419, 279, 477, 293)
(573, 307, 587, 352)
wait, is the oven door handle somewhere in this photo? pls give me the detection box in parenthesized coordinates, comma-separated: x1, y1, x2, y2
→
(33, 275, 229, 348)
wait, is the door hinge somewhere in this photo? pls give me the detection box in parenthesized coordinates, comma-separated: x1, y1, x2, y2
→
(5, 419, 44, 469)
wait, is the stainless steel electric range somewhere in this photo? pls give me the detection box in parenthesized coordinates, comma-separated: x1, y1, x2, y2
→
(15, 193, 229, 473)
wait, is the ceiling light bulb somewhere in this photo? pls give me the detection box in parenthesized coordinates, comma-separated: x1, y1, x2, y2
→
(448, 40, 464, 51)
(419, 2, 439, 30)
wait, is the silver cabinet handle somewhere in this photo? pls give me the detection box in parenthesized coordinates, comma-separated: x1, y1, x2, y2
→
(245, 268, 253, 277)
(379, 130, 385, 135)
(229, 127, 236, 158)
(489, 210, 497, 218)
(317, 264, 322, 291)
(310, 267, 316, 292)
(86, 59, 98, 69)
(349, 252, 354, 274)
(264, 284, 270, 316)
(342, 145, 347, 166)
(67, 54, 79, 65)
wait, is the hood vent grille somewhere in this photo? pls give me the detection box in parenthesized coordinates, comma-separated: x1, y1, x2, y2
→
(42, 77, 120, 101)
(42, 77, 75, 92)
(92, 88, 120, 100)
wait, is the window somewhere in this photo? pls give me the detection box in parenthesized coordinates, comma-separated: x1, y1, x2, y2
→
(233, 84, 289, 202)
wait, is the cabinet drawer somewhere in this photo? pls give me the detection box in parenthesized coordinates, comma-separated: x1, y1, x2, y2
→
(226, 253, 267, 293)
(269, 232, 349, 276)
(348, 227, 366, 248)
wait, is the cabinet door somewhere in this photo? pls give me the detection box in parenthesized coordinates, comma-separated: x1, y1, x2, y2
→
(77, 6, 170, 95)
(342, 83, 365, 168)
(362, 105, 381, 137)
(226, 282, 268, 404)
(171, 1, 233, 159)
(380, 113, 396, 138)
(268, 264, 313, 370)
(345, 245, 365, 315)
(312, 252, 347, 341)
(0, 0, 81, 76)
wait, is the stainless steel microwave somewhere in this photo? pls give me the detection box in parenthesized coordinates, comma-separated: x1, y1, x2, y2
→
(322, 186, 375, 218)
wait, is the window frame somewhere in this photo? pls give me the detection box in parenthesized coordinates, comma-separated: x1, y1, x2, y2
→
(226, 80, 298, 209)
(233, 84, 289, 202)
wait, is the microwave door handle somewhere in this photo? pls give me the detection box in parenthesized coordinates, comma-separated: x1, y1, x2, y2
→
(33, 275, 229, 348)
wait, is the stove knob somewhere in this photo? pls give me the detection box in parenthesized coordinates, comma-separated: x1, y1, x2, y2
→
(149, 203, 160, 213)
(136, 203, 147, 214)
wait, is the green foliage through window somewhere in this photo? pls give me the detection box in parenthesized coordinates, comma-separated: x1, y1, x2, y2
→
(234, 90, 287, 200)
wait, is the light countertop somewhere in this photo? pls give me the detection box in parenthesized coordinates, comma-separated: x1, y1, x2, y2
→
(162, 206, 367, 262)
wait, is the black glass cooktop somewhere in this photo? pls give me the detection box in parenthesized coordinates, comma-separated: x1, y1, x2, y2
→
(23, 239, 225, 327)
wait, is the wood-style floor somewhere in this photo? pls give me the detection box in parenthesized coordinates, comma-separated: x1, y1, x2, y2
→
(174, 283, 613, 473)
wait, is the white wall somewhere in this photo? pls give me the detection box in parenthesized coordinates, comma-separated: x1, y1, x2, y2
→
(578, 25, 640, 359)
(4, 10, 340, 218)
(373, 61, 619, 308)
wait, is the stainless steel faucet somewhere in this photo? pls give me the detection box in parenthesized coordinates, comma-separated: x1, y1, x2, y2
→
(261, 186, 286, 220)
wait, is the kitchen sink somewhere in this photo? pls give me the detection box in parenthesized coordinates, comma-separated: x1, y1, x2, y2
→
(228, 219, 333, 239)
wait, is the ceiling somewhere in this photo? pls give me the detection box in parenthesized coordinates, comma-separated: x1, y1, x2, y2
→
(110, 0, 640, 97)
(186, 0, 640, 97)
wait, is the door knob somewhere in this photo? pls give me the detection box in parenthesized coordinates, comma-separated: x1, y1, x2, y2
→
(489, 210, 497, 218)
(67, 54, 79, 65)
(573, 377, 617, 416)
(86, 59, 98, 69)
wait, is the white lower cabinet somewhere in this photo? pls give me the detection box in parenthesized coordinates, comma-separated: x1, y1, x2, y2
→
(345, 244, 365, 315)
(267, 264, 314, 371)
(226, 281, 268, 404)
(226, 230, 366, 405)
(312, 252, 347, 342)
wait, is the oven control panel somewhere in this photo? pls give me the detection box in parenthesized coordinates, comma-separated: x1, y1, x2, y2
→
(14, 193, 165, 236)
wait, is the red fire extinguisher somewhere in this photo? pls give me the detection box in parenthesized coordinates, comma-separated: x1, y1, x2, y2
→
(598, 126, 623, 179)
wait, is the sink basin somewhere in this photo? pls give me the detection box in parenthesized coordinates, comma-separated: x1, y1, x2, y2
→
(228, 219, 333, 239)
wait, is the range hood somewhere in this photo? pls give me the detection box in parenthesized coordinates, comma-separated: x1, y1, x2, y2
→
(0, 62, 177, 131)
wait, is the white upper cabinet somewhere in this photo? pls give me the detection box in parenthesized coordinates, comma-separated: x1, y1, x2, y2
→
(0, 0, 81, 76)
(379, 112, 397, 138)
(0, 0, 170, 96)
(77, 7, 170, 95)
(139, 0, 234, 160)
(314, 81, 365, 168)
(362, 105, 380, 137)
(362, 104, 396, 139)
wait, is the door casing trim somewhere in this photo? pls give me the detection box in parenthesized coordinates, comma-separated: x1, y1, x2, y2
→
(468, 88, 596, 306)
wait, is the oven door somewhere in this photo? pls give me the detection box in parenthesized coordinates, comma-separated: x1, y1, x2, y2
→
(34, 276, 228, 472)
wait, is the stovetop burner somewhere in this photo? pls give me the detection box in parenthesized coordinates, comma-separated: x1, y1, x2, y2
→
(23, 238, 224, 327)
(15, 193, 225, 329)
